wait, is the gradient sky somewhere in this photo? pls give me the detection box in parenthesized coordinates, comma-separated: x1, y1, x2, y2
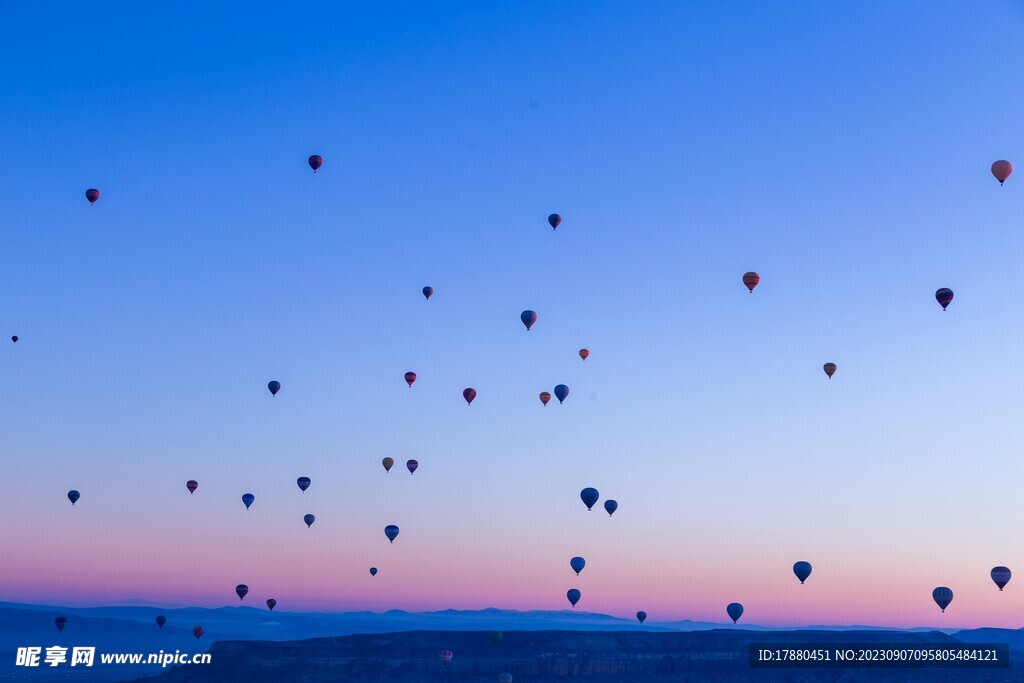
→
(3, 0, 1024, 629)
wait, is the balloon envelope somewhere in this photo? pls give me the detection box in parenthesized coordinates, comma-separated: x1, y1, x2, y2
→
(463, 388, 477, 405)
(11, 336, 17, 343)
(539, 391, 551, 406)
(385, 524, 400, 543)
(579, 348, 589, 361)
(793, 561, 812, 584)
(370, 567, 378, 576)
(489, 630, 503, 645)
(935, 288, 954, 310)
(548, 213, 562, 229)
(422, 286, 433, 300)
(406, 459, 419, 474)
(303, 514, 315, 527)
(932, 587, 953, 612)
(439, 650, 453, 666)
(521, 310, 537, 330)
(992, 160, 1012, 185)
(727, 603, 744, 623)
(85, 188, 100, 204)
(308, 155, 323, 172)
(823, 362, 837, 378)
(382, 457, 394, 472)
(554, 384, 569, 403)
(297, 477, 311, 492)
(567, 589, 581, 607)
(67, 490, 80, 505)
(570, 556, 586, 575)
(636, 611, 647, 624)
(499, 674, 513, 683)
(743, 272, 760, 292)
(580, 487, 599, 510)
(235, 584, 248, 600)
(991, 567, 1011, 591)
(55, 617, 67, 632)
(242, 493, 255, 509)
(268, 380, 281, 396)
(604, 499, 618, 516)
(404, 372, 417, 387)
(193, 626, 204, 639)
(186, 480, 198, 494)
(267, 599, 277, 611)
(156, 615, 166, 628)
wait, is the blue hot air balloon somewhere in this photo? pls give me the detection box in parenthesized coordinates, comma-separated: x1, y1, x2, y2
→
(566, 589, 581, 607)
(636, 611, 647, 624)
(156, 615, 167, 628)
(385, 525, 400, 543)
(604, 499, 618, 517)
(55, 616, 67, 633)
(67, 490, 80, 505)
(370, 567, 378, 577)
(932, 587, 953, 612)
(727, 602, 744, 623)
(268, 380, 281, 396)
(242, 493, 255, 509)
(422, 286, 433, 300)
(580, 488, 599, 510)
(266, 599, 277, 611)
(297, 477, 311, 492)
(235, 584, 248, 600)
(303, 514, 315, 528)
(554, 384, 569, 404)
(521, 310, 537, 330)
(793, 561, 812, 584)
(991, 566, 1012, 591)
(570, 557, 586, 575)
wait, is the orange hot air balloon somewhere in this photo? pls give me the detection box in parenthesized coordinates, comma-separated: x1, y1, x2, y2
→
(992, 160, 1012, 185)
(539, 391, 551, 406)
(579, 348, 589, 361)
(743, 272, 760, 293)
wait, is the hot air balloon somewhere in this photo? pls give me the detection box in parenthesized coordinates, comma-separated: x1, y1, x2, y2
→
(67, 490, 80, 505)
(382, 457, 394, 472)
(579, 348, 589, 361)
(385, 525, 400, 543)
(570, 557, 586, 575)
(406, 459, 418, 474)
(297, 477, 311, 492)
(55, 617, 67, 633)
(85, 188, 100, 205)
(933, 587, 953, 612)
(498, 674, 513, 683)
(743, 272, 760, 293)
(156, 615, 167, 628)
(520, 310, 537, 330)
(580, 487, 599, 510)
(823, 363, 837, 379)
(548, 213, 562, 230)
(404, 372, 417, 387)
(539, 391, 551, 406)
(727, 603, 744, 623)
(935, 288, 954, 311)
(604, 499, 618, 517)
(463, 388, 476, 405)
(422, 286, 434, 300)
(439, 650, 453, 666)
(636, 611, 647, 624)
(303, 514, 315, 528)
(992, 160, 1012, 185)
(308, 155, 323, 172)
(193, 626, 204, 639)
(554, 384, 569, 404)
(793, 561, 812, 584)
(242, 493, 255, 509)
(10, 336, 17, 343)
(235, 584, 249, 600)
(186, 480, 198, 494)
(267, 599, 277, 611)
(370, 567, 378, 577)
(567, 589, 581, 607)
(991, 567, 1011, 591)
(268, 380, 281, 396)
(489, 631, 503, 645)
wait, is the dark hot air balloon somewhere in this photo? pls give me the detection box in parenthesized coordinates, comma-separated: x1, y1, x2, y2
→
(242, 493, 255, 509)
(548, 214, 562, 230)
(439, 650, 453, 666)
(156, 615, 167, 628)
(55, 617, 67, 633)
(554, 384, 569, 404)
(743, 272, 760, 293)
(463, 388, 476, 405)
(267, 599, 277, 611)
(489, 631, 503, 645)
(570, 557, 586, 575)
(422, 286, 433, 300)
(297, 476, 311, 492)
(991, 567, 1011, 591)
(308, 155, 323, 172)
(404, 372, 417, 387)
(268, 380, 281, 396)
(604, 499, 618, 517)
(382, 457, 394, 472)
(539, 391, 551, 406)
(823, 363, 837, 379)
(193, 626, 204, 639)
(579, 348, 589, 361)
(636, 611, 647, 624)
(186, 480, 198, 494)
(85, 189, 100, 205)
(932, 587, 953, 612)
(10, 336, 17, 343)
(793, 561, 812, 584)
(727, 603, 744, 623)
(521, 310, 537, 330)
(992, 160, 1012, 185)
(67, 490, 80, 505)
(567, 589, 581, 607)
(303, 514, 315, 528)
(385, 525, 400, 543)
(406, 459, 418, 474)
(235, 584, 248, 600)
(580, 487, 599, 510)
(370, 567, 378, 576)
(935, 288, 954, 311)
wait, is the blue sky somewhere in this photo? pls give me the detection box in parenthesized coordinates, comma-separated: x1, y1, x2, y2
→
(2, 0, 1024, 626)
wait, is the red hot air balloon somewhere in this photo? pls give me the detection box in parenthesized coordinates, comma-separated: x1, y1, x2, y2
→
(823, 362, 837, 379)
(439, 650, 453, 666)
(548, 214, 562, 230)
(422, 286, 433, 300)
(935, 288, 954, 311)
(186, 480, 198, 494)
(579, 348, 589, 361)
(463, 388, 476, 405)
(308, 155, 323, 173)
(520, 310, 537, 330)
(992, 160, 1012, 185)
(404, 372, 417, 387)
(192, 626, 204, 639)
(743, 272, 760, 293)
(85, 189, 100, 205)
(539, 391, 551, 406)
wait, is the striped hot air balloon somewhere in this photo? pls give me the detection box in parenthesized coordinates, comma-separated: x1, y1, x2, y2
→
(743, 272, 760, 292)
